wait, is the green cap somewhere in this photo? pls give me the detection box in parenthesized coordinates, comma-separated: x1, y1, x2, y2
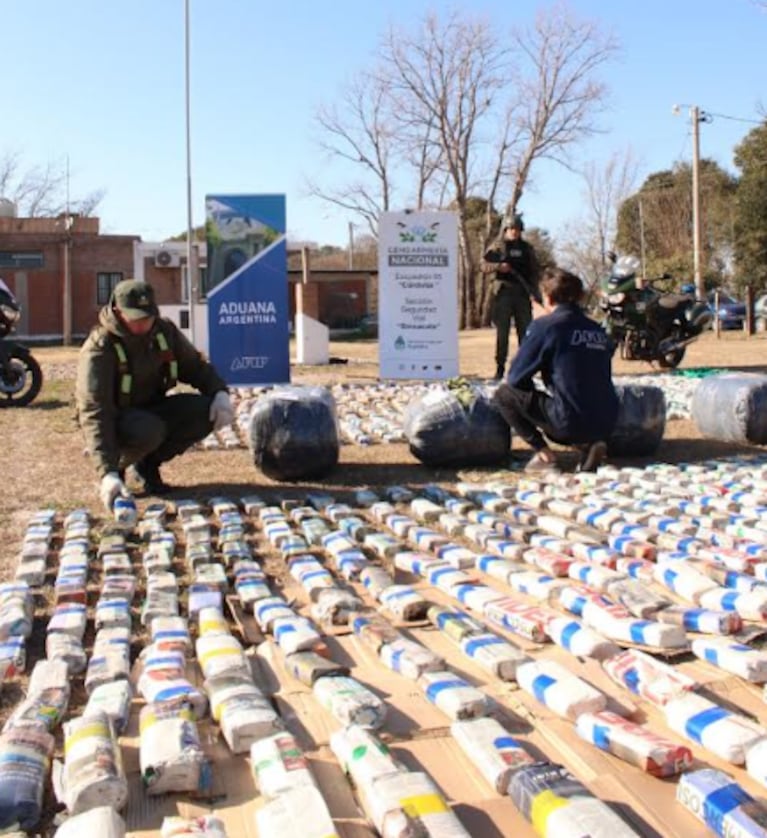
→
(112, 279, 159, 320)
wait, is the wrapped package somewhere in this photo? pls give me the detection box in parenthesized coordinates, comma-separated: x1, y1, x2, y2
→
(351, 613, 401, 653)
(664, 692, 767, 764)
(285, 651, 348, 686)
(139, 699, 210, 794)
(378, 585, 429, 621)
(451, 717, 534, 794)
(255, 786, 339, 838)
(198, 606, 230, 637)
(602, 648, 696, 706)
(313, 675, 386, 729)
(47, 601, 88, 639)
(84, 649, 130, 694)
(403, 387, 510, 467)
(417, 670, 489, 720)
(509, 761, 639, 837)
(516, 660, 607, 721)
(0, 721, 54, 831)
(609, 383, 666, 456)
(46, 633, 87, 675)
(196, 633, 250, 680)
(249, 386, 340, 480)
(677, 767, 767, 837)
(590, 615, 688, 650)
(427, 605, 485, 643)
(84, 680, 133, 735)
(359, 770, 471, 837)
(206, 675, 282, 753)
(546, 617, 619, 661)
(5, 659, 70, 731)
(379, 637, 444, 679)
(250, 731, 315, 798)
(254, 597, 296, 632)
(691, 372, 767, 444)
(60, 711, 128, 814)
(0, 582, 33, 639)
(273, 616, 322, 654)
(311, 588, 363, 625)
(656, 605, 741, 635)
(483, 597, 555, 642)
(0, 635, 25, 680)
(459, 633, 531, 680)
(692, 637, 767, 682)
(137, 646, 208, 719)
(330, 724, 404, 787)
(576, 710, 692, 776)
(151, 615, 191, 653)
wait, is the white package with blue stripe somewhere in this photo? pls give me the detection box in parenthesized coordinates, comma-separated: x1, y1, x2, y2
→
(313, 675, 386, 729)
(699, 587, 767, 621)
(676, 767, 767, 837)
(654, 562, 719, 604)
(427, 565, 474, 593)
(379, 637, 444, 680)
(664, 692, 767, 764)
(459, 633, 531, 680)
(516, 660, 607, 721)
(417, 670, 489, 720)
(692, 637, 767, 682)
(254, 597, 296, 632)
(378, 585, 429, 620)
(272, 616, 322, 655)
(656, 605, 742, 635)
(590, 615, 688, 650)
(547, 617, 619, 661)
(451, 717, 534, 793)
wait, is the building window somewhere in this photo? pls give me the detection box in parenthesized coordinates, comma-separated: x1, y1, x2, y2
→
(97, 272, 123, 305)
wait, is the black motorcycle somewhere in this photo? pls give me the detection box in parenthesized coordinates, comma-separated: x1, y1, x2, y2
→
(0, 282, 43, 406)
(599, 256, 712, 369)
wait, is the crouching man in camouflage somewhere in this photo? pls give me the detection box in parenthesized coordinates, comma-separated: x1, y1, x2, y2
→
(76, 279, 234, 512)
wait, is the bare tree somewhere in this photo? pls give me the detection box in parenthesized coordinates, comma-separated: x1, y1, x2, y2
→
(557, 148, 639, 292)
(0, 151, 104, 217)
(310, 3, 618, 326)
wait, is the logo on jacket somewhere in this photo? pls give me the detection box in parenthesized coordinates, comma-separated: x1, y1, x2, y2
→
(570, 329, 609, 348)
(231, 356, 269, 370)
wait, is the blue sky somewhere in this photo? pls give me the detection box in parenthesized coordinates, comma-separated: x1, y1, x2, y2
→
(3, 0, 764, 247)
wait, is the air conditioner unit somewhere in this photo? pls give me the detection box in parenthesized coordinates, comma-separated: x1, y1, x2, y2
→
(154, 249, 181, 268)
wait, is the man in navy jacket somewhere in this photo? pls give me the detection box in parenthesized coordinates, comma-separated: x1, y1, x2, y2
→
(493, 266, 619, 472)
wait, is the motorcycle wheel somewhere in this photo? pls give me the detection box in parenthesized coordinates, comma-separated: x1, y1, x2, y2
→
(658, 346, 686, 369)
(0, 350, 43, 407)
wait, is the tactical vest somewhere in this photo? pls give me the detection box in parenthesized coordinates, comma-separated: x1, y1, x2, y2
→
(112, 330, 178, 407)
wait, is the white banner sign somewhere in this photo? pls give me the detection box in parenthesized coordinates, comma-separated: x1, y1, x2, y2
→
(378, 210, 459, 379)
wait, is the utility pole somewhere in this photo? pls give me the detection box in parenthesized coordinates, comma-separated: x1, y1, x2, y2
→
(691, 105, 704, 300)
(672, 103, 711, 300)
(184, 0, 196, 346)
(348, 221, 355, 270)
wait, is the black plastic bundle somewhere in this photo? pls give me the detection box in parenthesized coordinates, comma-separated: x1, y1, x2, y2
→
(608, 384, 666, 456)
(691, 372, 767, 444)
(249, 386, 339, 480)
(403, 385, 510, 467)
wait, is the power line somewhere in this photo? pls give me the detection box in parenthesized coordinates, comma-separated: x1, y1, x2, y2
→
(704, 111, 764, 125)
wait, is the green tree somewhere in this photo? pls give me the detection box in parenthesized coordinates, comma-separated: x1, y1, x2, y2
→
(733, 120, 767, 291)
(616, 161, 736, 287)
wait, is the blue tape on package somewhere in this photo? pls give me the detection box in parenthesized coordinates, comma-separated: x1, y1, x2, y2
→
(352, 616, 369, 633)
(454, 585, 475, 603)
(585, 509, 605, 527)
(531, 674, 556, 704)
(629, 621, 653, 643)
(430, 568, 455, 584)
(592, 723, 611, 751)
(704, 782, 754, 835)
(390, 648, 404, 671)
(560, 621, 581, 650)
(575, 566, 590, 583)
(685, 706, 730, 743)
(464, 635, 504, 656)
(704, 647, 719, 666)
(569, 596, 587, 617)
(436, 611, 462, 629)
(720, 592, 740, 611)
(656, 518, 675, 532)
(153, 684, 196, 702)
(425, 678, 467, 702)
(478, 555, 500, 572)
(677, 537, 697, 553)
(663, 568, 678, 587)
(624, 667, 640, 694)
(383, 587, 415, 601)
(301, 569, 331, 583)
(682, 609, 704, 631)
(494, 735, 523, 750)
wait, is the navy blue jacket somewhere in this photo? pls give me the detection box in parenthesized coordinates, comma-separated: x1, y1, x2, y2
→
(507, 303, 619, 443)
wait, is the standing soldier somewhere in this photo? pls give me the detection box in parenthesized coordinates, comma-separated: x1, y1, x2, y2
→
(482, 214, 540, 380)
(76, 279, 235, 512)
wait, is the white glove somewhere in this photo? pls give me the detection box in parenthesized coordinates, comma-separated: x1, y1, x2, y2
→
(100, 471, 131, 512)
(209, 391, 235, 430)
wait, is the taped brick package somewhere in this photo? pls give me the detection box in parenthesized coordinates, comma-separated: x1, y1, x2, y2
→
(312, 675, 387, 728)
(417, 670, 490, 719)
(692, 636, 767, 682)
(516, 660, 607, 721)
(54, 806, 126, 837)
(676, 767, 767, 837)
(451, 717, 535, 793)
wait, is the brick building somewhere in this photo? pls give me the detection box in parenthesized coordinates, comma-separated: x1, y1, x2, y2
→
(0, 213, 376, 342)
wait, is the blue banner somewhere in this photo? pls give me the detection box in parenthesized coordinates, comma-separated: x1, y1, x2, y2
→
(205, 194, 290, 385)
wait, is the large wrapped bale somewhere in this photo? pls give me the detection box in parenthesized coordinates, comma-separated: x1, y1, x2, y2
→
(403, 386, 510, 467)
(249, 386, 339, 480)
(608, 384, 665, 456)
(691, 372, 767, 443)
